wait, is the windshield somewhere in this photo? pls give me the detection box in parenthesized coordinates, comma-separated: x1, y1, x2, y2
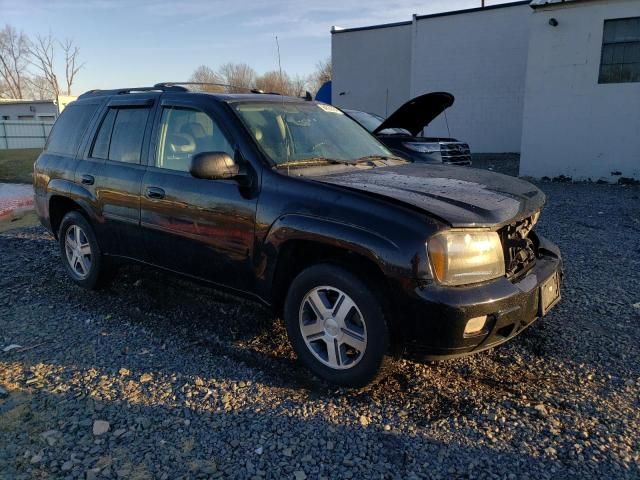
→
(345, 110, 410, 135)
(233, 102, 392, 165)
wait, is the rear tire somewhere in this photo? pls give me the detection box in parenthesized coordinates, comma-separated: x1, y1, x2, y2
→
(58, 211, 113, 290)
(284, 264, 389, 388)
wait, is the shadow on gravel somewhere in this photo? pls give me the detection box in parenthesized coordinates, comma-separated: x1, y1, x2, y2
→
(2, 374, 637, 479)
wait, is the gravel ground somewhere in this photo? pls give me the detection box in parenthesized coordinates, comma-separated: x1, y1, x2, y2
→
(1, 181, 639, 480)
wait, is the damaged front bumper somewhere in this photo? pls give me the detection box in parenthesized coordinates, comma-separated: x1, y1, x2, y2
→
(397, 234, 563, 360)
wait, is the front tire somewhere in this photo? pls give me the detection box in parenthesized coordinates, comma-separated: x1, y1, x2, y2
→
(284, 264, 389, 388)
(58, 211, 111, 290)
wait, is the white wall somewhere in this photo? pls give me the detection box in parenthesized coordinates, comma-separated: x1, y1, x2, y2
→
(0, 101, 58, 121)
(520, 0, 640, 181)
(332, 23, 412, 117)
(411, 4, 531, 152)
(331, 4, 531, 152)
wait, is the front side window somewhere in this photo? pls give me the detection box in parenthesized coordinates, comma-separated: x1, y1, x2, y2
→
(90, 107, 150, 163)
(599, 17, 640, 84)
(46, 103, 99, 156)
(155, 107, 233, 172)
(233, 102, 391, 166)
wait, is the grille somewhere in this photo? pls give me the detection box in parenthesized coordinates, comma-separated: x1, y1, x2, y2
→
(499, 214, 539, 278)
(440, 142, 472, 165)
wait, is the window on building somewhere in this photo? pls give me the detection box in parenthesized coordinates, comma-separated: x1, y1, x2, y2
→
(90, 107, 150, 163)
(1, 116, 9, 120)
(18, 115, 35, 120)
(155, 106, 233, 172)
(599, 17, 640, 84)
(46, 103, 99, 156)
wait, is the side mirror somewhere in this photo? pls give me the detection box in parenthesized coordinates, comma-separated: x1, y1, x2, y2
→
(189, 151, 240, 180)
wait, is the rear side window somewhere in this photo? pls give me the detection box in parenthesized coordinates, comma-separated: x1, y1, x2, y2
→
(46, 103, 99, 156)
(91, 109, 116, 159)
(91, 107, 150, 163)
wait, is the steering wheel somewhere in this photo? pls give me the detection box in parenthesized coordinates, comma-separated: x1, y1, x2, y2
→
(168, 133, 196, 154)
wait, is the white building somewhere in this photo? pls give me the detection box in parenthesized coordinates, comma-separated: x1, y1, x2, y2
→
(0, 99, 59, 121)
(0, 96, 76, 121)
(332, 0, 640, 181)
(521, 0, 640, 181)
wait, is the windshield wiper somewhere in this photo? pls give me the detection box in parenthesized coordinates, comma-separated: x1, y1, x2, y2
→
(275, 157, 349, 169)
(355, 155, 408, 164)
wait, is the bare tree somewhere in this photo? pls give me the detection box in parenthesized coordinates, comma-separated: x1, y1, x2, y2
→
(189, 65, 224, 92)
(24, 74, 55, 100)
(29, 34, 60, 98)
(308, 57, 331, 94)
(217, 63, 256, 92)
(0, 25, 30, 98)
(61, 38, 82, 96)
(255, 70, 308, 97)
(255, 70, 287, 94)
(288, 74, 308, 97)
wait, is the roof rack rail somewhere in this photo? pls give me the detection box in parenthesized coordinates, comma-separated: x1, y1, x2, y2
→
(78, 85, 187, 99)
(155, 82, 282, 95)
(77, 82, 298, 100)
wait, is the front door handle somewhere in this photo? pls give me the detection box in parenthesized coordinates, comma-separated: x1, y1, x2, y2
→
(80, 174, 94, 185)
(145, 186, 165, 199)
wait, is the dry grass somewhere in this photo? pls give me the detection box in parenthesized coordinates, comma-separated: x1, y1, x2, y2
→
(0, 148, 41, 183)
(0, 210, 39, 233)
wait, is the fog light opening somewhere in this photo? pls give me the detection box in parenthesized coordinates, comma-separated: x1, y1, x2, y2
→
(464, 315, 488, 335)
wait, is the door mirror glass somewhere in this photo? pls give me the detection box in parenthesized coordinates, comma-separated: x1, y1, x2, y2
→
(189, 151, 240, 180)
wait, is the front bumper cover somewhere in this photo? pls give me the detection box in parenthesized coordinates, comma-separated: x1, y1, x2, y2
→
(397, 234, 562, 360)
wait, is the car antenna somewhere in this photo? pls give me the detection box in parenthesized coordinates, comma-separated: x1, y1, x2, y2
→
(275, 35, 291, 173)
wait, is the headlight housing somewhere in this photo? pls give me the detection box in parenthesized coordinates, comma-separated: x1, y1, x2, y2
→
(402, 142, 440, 154)
(427, 231, 505, 286)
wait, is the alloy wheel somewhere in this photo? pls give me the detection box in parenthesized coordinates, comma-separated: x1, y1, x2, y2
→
(64, 225, 92, 279)
(299, 286, 367, 370)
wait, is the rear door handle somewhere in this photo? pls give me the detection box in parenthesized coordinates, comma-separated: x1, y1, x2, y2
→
(145, 186, 165, 199)
(80, 174, 94, 185)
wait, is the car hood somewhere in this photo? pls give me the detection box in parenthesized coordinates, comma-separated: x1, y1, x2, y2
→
(373, 92, 454, 137)
(315, 163, 545, 228)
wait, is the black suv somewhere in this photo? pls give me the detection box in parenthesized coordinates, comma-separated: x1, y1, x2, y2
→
(34, 83, 562, 387)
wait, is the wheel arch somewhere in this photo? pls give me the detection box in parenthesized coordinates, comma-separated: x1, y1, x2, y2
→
(262, 214, 401, 319)
(49, 193, 94, 239)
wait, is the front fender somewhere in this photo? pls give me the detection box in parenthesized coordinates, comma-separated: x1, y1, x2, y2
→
(256, 213, 403, 301)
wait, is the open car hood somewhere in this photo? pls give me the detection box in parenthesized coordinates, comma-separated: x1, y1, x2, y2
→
(373, 92, 454, 136)
(316, 163, 545, 228)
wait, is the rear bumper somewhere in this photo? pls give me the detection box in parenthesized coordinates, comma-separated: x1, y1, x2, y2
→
(395, 235, 562, 359)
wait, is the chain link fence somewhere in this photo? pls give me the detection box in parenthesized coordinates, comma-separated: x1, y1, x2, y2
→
(0, 120, 54, 149)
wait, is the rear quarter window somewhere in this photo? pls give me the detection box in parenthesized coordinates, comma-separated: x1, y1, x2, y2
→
(46, 103, 99, 156)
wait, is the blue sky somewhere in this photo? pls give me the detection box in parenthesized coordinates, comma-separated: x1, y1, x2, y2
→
(2, 0, 513, 94)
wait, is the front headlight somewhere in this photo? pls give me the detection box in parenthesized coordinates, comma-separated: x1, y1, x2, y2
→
(427, 231, 505, 286)
(402, 142, 440, 154)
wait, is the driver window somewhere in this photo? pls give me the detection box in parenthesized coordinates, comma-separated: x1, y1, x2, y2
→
(155, 106, 233, 172)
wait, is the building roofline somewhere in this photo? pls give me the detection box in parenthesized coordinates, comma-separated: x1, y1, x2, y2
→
(0, 99, 56, 105)
(416, 1, 531, 20)
(331, 1, 531, 35)
(331, 20, 411, 35)
(529, 0, 592, 9)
